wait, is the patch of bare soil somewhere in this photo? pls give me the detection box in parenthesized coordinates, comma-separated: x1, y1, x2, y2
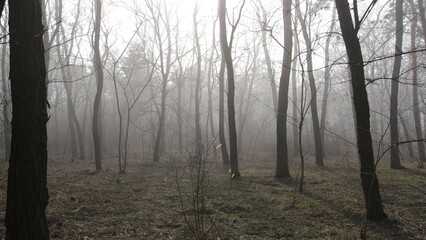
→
(0, 154, 425, 239)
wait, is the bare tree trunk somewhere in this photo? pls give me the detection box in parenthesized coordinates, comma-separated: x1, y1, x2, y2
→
(4, 0, 50, 237)
(334, 0, 387, 220)
(193, 3, 202, 157)
(93, 0, 103, 170)
(218, 58, 230, 165)
(1, 16, 10, 161)
(219, 0, 242, 178)
(409, 0, 426, 165)
(320, 8, 337, 158)
(275, 0, 292, 179)
(390, 0, 404, 169)
(296, 0, 324, 167)
(418, 0, 426, 42)
(257, 0, 278, 114)
(152, 1, 172, 162)
(291, 19, 299, 159)
(399, 114, 414, 158)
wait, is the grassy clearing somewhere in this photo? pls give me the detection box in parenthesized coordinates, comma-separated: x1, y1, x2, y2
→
(0, 154, 425, 239)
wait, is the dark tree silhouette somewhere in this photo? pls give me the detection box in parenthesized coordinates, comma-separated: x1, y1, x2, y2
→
(218, 0, 242, 177)
(93, 0, 104, 170)
(3, 0, 50, 238)
(334, 0, 387, 220)
(275, 0, 292, 179)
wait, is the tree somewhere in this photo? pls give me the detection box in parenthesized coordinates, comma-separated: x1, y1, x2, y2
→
(149, 0, 173, 162)
(3, 0, 50, 237)
(0, 12, 10, 162)
(389, 0, 404, 169)
(275, 0, 292, 179)
(193, 2, 202, 157)
(334, 0, 387, 220)
(409, 0, 425, 166)
(320, 7, 337, 158)
(295, 0, 324, 167)
(218, 0, 244, 178)
(92, 0, 104, 171)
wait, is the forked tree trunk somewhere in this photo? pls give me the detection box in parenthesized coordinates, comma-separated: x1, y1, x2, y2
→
(334, 0, 387, 220)
(219, 0, 241, 177)
(4, 0, 50, 237)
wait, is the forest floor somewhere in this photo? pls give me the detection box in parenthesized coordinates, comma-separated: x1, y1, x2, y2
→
(0, 153, 425, 239)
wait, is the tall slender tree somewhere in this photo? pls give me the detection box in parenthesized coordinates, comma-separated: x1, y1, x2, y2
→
(93, 0, 104, 171)
(390, 0, 404, 169)
(295, 0, 324, 167)
(275, 0, 292, 178)
(409, 0, 425, 166)
(4, 0, 50, 237)
(334, 0, 387, 220)
(193, 2, 202, 157)
(218, 0, 243, 178)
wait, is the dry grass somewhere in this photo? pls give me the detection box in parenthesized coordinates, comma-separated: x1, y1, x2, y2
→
(0, 153, 425, 239)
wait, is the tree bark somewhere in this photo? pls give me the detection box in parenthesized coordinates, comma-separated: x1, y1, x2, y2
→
(275, 0, 292, 179)
(257, 0, 278, 115)
(219, 0, 240, 177)
(334, 0, 387, 220)
(409, 0, 426, 165)
(193, 4, 202, 157)
(390, 0, 404, 169)
(5, 0, 50, 237)
(296, 0, 324, 167)
(218, 58, 230, 165)
(1, 15, 10, 161)
(93, 0, 103, 170)
(320, 8, 337, 159)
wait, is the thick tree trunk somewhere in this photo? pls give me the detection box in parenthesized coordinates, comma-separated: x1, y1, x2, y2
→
(5, 0, 50, 237)
(390, 0, 404, 169)
(93, 0, 103, 170)
(296, 1, 324, 167)
(275, 0, 292, 179)
(219, 0, 240, 177)
(334, 0, 387, 220)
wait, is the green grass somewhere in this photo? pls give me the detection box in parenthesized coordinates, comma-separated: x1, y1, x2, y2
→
(0, 154, 425, 239)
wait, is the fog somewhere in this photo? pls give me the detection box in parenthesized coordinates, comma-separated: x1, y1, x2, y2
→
(1, 0, 426, 239)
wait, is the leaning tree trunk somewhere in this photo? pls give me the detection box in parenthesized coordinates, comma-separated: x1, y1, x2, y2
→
(4, 0, 50, 237)
(390, 0, 404, 169)
(92, 0, 103, 171)
(334, 0, 387, 220)
(257, 0, 278, 115)
(219, 0, 240, 177)
(296, 1, 324, 167)
(275, 0, 292, 179)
